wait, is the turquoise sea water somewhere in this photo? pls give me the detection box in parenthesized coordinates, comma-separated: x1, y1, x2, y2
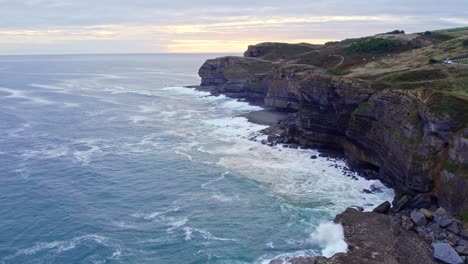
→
(0, 54, 393, 264)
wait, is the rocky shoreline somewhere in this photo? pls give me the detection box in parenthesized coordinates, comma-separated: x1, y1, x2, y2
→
(193, 34, 467, 263)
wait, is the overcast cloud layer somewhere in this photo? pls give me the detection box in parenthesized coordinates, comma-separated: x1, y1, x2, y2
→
(0, 0, 466, 54)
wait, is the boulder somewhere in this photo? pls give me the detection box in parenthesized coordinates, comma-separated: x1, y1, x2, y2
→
(373, 201, 391, 214)
(435, 215, 453, 228)
(428, 222, 442, 234)
(432, 242, 463, 264)
(436, 208, 448, 215)
(310, 155, 318, 159)
(393, 195, 412, 212)
(447, 222, 462, 235)
(411, 211, 427, 226)
(420, 208, 435, 219)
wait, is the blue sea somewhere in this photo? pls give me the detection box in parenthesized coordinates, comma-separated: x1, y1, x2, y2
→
(0, 54, 393, 264)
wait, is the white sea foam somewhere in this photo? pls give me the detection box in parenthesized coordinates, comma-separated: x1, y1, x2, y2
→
(161, 86, 212, 97)
(310, 222, 348, 257)
(174, 150, 193, 161)
(256, 249, 319, 264)
(21, 146, 69, 160)
(73, 144, 101, 164)
(201, 172, 228, 190)
(219, 100, 263, 111)
(3, 234, 111, 261)
(182, 227, 237, 242)
(0, 87, 53, 105)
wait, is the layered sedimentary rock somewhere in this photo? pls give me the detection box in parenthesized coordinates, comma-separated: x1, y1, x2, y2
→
(197, 55, 468, 217)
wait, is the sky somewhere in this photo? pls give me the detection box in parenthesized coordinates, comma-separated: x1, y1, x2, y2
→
(0, 0, 467, 55)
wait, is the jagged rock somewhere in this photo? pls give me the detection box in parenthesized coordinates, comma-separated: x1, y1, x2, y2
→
(432, 242, 463, 264)
(420, 208, 435, 219)
(394, 195, 412, 212)
(411, 211, 427, 226)
(370, 183, 384, 193)
(456, 246, 468, 256)
(373, 201, 391, 214)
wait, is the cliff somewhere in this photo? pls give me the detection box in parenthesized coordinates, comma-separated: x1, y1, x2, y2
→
(197, 29, 468, 218)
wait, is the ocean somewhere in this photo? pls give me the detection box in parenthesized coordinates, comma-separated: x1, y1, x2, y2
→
(0, 54, 393, 264)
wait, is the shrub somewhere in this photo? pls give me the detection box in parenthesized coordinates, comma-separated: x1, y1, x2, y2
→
(423, 31, 432, 36)
(346, 38, 400, 53)
(327, 68, 349, 75)
(387, 30, 405, 34)
(463, 39, 468, 48)
(325, 41, 340, 46)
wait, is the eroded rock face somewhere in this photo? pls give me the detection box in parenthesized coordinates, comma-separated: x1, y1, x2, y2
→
(270, 208, 437, 264)
(198, 56, 468, 216)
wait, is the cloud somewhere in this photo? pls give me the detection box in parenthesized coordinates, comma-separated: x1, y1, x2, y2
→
(0, 0, 465, 54)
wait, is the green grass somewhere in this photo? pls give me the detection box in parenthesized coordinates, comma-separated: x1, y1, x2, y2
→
(353, 102, 373, 115)
(442, 160, 468, 178)
(327, 68, 349, 76)
(458, 211, 468, 223)
(452, 79, 468, 97)
(427, 93, 468, 130)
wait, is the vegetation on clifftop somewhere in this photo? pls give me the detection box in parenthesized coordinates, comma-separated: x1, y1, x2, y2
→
(346, 38, 400, 53)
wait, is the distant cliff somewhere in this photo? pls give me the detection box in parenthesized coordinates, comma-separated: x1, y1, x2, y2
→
(197, 29, 468, 218)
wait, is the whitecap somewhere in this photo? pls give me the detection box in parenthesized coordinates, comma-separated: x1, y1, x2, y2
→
(310, 222, 348, 257)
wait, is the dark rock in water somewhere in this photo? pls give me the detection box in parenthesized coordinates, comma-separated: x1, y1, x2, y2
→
(432, 242, 463, 264)
(310, 155, 318, 159)
(411, 211, 427, 227)
(288, 144, 299, 149)
(370, 183, 384, 193)
(373, 201, 391, 214)
(362, 189, 372, 194)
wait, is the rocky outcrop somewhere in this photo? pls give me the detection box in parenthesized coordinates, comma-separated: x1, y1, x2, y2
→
(198, 55, 468, 217)
(271, 207, 438, 264)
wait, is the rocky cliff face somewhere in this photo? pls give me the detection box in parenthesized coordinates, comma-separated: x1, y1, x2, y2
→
(198, 55, 468, 217)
